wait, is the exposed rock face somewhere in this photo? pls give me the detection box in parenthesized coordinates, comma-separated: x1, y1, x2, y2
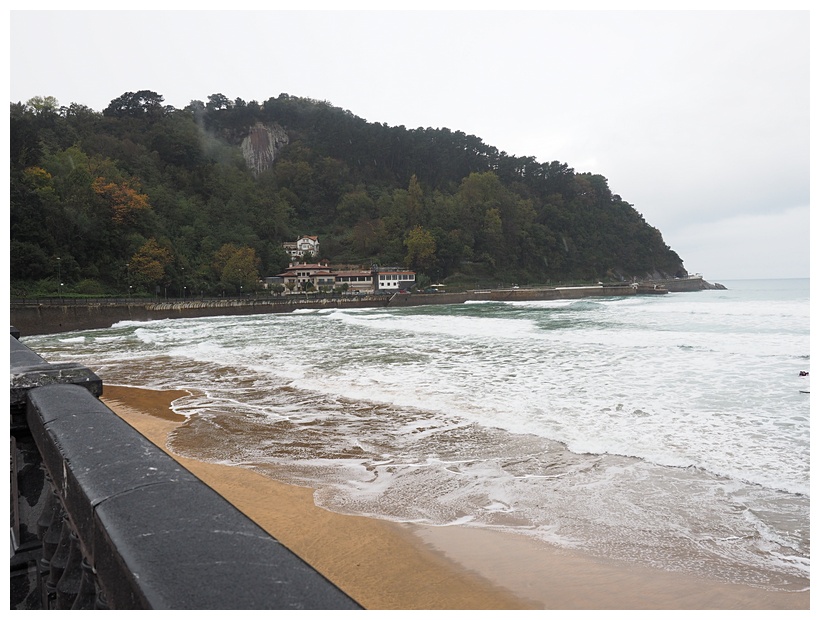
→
(241, 123, 289, 176)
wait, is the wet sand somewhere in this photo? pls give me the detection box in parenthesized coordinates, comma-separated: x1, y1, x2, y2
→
(101, 385, 810, 610)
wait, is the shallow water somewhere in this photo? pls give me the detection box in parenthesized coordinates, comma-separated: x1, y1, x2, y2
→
(25, 278, 810, 592)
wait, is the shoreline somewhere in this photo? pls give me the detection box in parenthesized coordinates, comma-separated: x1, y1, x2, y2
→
(100, 385, 809, 610)
(101, 385, 530, 610)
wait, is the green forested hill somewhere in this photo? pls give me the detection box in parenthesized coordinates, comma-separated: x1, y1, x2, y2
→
(10, 91, 686, 297)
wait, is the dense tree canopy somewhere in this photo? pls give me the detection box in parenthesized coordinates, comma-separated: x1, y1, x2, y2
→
(10, 92, 686, 296)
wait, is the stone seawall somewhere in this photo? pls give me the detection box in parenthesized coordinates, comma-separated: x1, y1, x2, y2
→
(13, 281, 718, 336)
(10, 297, 389, 336)
(387, 285, 638, 307)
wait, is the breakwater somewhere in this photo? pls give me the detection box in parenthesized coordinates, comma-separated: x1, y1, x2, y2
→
(11, 278, 721, 336)
(386, 284, 646, 307)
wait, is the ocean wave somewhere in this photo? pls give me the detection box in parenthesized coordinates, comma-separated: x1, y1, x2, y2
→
(25, 280, 809, 591)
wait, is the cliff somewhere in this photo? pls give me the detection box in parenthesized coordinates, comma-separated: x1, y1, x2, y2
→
(241, 122, 289, 176)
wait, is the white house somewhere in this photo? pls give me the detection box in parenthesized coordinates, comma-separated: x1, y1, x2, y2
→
(282, 235, 320, 259)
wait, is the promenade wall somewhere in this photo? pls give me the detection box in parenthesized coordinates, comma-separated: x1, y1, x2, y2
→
(10, 297, 388, 336)
(10, 280, 720, 336)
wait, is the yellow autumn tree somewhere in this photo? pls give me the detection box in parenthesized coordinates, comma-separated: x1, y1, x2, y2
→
(211, 243, 240, 280)
(129, 239, 172, 292)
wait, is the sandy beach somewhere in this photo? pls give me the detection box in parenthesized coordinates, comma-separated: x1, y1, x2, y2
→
(101, 385, 810, 610)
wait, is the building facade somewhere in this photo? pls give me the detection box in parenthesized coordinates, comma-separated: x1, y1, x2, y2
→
(374, 268, 416, 291)
(274, 262, 416, 294)
(333, 270, 376, 294)
(277, 260, 335, 292)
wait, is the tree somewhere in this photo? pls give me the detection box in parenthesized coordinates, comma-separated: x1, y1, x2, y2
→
(129, 239, 172, 293)
(211, 243, 239, 280)
(25, 96, 59, 116)
(406, 174, 425, 227)
(218, 245, 260, 295)
(336, 187, 375, 225)
(481, 207, 504, 266)
(404, 226, 436, 272)
(91, 177, 152, 225)
(206, 93, 232, 111)
(150, 113, 204, 167)
(10, 240, 51, 281)
(103, 90, 165, 119)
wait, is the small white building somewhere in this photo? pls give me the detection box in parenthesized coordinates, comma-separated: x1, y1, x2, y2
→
(374, 267, 416, 291)
(283, 235, 320, 259)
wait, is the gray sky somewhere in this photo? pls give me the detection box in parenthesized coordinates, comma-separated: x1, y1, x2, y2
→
(8, 6, 811, 281)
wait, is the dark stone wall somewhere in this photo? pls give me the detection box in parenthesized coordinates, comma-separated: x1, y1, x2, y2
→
(10, 298, 388, 336)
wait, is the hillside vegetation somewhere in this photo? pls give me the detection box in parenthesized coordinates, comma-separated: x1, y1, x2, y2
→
(10, 91, 686, 297)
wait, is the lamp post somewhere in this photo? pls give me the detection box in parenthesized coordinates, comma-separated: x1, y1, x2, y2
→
(56, 257, 61, 295)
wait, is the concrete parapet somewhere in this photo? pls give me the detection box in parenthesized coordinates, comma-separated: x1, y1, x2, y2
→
(10, 335, 102, 418)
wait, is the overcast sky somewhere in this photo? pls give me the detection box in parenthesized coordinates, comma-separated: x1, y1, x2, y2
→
(8, 7, 811, 281)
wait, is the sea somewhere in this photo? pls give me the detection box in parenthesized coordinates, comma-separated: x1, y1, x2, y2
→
(23, 278, 810, 593)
